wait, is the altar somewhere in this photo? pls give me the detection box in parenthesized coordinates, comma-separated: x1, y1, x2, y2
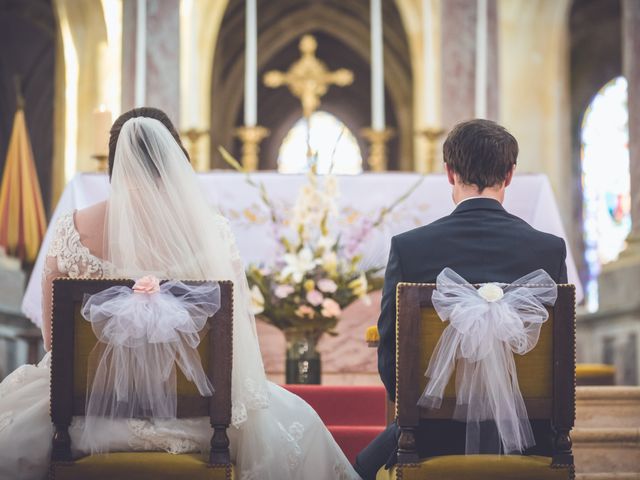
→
(22, 171, 582, 383)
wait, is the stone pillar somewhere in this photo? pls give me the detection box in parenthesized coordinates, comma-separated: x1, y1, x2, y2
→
(122, 0, 180, 125)
(440, 0, 499, 128)
(624, 0, 640, 250)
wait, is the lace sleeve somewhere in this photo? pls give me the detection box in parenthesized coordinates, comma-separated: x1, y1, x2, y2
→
(41, 213, 106, 350)
(41, 215, 73, 351)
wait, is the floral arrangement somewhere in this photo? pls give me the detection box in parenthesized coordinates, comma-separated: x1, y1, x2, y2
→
(219, 147, 422, 336)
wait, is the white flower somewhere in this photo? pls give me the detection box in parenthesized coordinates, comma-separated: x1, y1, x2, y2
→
(250, 285, 265, 315)
(282, 248, 317, 283)
(477, 283, 504, 302)
(317, 235, 336, 251)
(321, 251, 338, 276)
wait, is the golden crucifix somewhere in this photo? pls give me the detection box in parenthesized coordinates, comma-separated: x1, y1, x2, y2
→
(263, 35, 354, 118)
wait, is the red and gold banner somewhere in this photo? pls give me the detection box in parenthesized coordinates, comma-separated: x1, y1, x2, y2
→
(0, 108, 46, 263)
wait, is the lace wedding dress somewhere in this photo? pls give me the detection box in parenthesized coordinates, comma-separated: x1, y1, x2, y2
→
(0, 117, 359, 480)
(0, 212, 357, 480)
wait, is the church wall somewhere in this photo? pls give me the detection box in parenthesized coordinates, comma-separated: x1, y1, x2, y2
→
(499, 0, 574, 252)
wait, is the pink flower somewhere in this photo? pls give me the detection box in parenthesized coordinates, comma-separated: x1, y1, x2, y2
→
(133, 275, 160, 294)
(306, 290, 324, 306)
(317, 278, 337, 293)
(274, 284, 295, 299)
(295, 305, 315, 318)
(321, 298, 342, 318)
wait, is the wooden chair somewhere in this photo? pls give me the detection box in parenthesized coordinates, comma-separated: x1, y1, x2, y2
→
(377, 282, 576, 480)
(49, 278, 235, 480)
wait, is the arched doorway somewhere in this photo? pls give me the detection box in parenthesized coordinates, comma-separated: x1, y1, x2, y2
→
(277, 111, 363, 175)
(581, 76, 630, 311)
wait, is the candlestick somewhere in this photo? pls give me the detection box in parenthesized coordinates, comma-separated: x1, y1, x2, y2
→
(235, 125, 269, 171)
(181, 128, 210, 171)
(423, 0, 438, 126)
(245, 0, 257, 127)
(135, 0, 146, 107)
(416, 127, 446, 174)
(370, 0, 385, 130)
(475, 0, 488, 118)
(362, 127, 394, 172)
(187, 0, 199, 126)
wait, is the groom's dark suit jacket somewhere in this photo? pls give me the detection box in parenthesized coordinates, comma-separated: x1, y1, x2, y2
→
(377, 197, 568, 403)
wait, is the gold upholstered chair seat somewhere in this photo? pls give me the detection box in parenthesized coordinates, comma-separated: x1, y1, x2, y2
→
(51, 453, 234, 480)
(376, 455, 571, 480)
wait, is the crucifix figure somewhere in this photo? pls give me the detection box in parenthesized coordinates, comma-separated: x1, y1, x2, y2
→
(264, 35, 354, 118)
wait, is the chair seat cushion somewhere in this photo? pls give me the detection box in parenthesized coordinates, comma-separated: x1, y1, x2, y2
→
(51, 452, 234, 480)
(376, 455, 572, 480)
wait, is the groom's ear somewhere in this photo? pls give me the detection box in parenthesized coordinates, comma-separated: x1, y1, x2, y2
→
(445, 163, 456, 186)
(504, 165, 515, 187)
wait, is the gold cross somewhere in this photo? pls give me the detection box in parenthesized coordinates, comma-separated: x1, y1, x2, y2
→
(263, 35, 354, 118)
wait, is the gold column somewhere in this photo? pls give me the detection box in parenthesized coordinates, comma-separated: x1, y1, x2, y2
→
(361, 128, 395, 172)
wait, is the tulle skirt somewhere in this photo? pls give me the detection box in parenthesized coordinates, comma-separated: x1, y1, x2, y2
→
(0, 353, 358, 480)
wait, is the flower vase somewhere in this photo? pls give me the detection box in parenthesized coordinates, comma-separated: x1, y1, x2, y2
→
(284, 329, 322, 384)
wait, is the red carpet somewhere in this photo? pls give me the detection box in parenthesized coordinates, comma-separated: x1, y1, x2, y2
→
(284, 385, 387, 463)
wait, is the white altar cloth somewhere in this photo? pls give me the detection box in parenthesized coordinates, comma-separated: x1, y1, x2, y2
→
(23, 171, 582, 329)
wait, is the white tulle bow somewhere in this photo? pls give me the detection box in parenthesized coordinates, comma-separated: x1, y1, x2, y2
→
(417, 268, 557, 454)
(79, 279, 220, 453)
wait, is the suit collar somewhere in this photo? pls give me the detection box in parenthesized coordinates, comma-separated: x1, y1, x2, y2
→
(452, 197, 506, 214)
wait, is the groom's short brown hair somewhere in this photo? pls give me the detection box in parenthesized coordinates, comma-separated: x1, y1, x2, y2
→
(443, 119, 518, 192)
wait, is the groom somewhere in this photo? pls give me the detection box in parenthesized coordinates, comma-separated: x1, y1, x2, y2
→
(354, 119, 568, 479)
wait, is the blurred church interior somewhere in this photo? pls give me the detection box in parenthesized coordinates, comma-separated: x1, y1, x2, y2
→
(0, 0, 639, 476)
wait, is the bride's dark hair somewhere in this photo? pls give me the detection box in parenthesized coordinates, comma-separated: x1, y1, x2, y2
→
(108, 107, 190, 178)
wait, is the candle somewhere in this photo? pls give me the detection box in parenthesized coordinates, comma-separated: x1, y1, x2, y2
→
(423, 0, 437, 126)
(475, 0, 488, 119)
(244, 0, 257, 127)
(188, 0, 199, 126)
(135, 0, 146, 107)
(93, 105, 112, 157)
(370, 0, 385, 130)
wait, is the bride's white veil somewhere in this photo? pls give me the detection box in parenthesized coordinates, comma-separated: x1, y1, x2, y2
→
(107, 116, 269, 426)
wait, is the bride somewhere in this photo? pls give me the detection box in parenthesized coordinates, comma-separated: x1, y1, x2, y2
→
(0, 108, 359, 480)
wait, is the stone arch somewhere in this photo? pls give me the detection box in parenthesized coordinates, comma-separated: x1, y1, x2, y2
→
(209, 0, 414, 170)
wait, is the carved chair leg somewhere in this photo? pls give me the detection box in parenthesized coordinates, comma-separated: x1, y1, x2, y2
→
(210, 425, 231, 465)
(397, 427, 419, 464)
(51, 425, 72, 462)
(551, 429, 574, 468)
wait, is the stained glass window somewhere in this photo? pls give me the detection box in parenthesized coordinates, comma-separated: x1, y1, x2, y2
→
(581, 76, 630, 311)
(278, 111, 363, 174)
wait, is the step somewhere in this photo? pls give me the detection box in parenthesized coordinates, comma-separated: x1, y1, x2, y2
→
(576, 387, 640, 429)
(576, 475, 640, 479)
(328, 425, 386, 464)
(283, 385, 387, 427)
(574, 427, 640, 474)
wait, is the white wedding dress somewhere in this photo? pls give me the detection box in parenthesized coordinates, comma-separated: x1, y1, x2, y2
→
(0, 117, 359, 480)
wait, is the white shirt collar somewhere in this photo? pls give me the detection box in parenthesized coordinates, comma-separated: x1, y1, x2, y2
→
(455, 196, 488, 206)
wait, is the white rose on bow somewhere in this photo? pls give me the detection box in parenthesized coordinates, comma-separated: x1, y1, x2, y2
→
(477, 283, 504, 302)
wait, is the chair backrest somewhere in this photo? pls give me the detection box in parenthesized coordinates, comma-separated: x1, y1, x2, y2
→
(50, 278, 234, 465)
(395, 282, 576, 468)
